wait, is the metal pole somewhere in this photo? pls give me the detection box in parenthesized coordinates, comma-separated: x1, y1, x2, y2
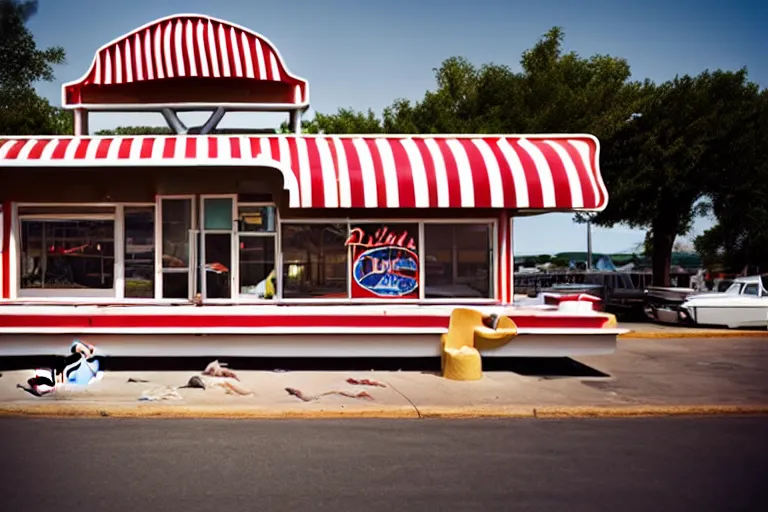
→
(586, 219, 593, 270)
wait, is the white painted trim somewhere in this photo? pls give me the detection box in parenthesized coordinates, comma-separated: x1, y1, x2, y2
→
(509, 216, 515, 301)
(200, 194, 236, 300)
(418, 221, 425, 300)
(61, 13, 311, 108)
(157, 195, 196, 299)
(16, 206, 118, 298)
(114, 205, 125, 299)
(17, 288, 116, 298)
(10, 203, 18, 299)
(62, 102, 310, 112)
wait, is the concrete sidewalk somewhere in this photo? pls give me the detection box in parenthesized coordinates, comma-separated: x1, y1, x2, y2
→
(618, 322, 767, 338)
(1, 336, 767, 419)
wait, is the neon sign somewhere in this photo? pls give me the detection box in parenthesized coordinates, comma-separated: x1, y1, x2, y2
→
(346, 226, 419, 298)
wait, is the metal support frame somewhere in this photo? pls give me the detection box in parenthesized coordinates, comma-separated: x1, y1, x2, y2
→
(161, 107, 226, 135)
(289, 110, 301, 134)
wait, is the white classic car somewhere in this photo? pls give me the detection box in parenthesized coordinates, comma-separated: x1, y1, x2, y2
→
(678, 274, 768, 329)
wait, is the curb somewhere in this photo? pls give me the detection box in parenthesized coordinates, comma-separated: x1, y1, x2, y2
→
(619, 330, 768, 339)
(1, 403, 767, 420)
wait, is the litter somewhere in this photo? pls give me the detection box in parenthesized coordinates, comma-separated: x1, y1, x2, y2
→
(285, 387, 374, 402)
(203, 360, 240, 381)
(18, 340, 104, 397)
(209, 380, 253, 396)
(127, 378, 149, 383)
(138, 387, 183, 401)
(346, 378, 386, 388)
(180, 375, 207, 389)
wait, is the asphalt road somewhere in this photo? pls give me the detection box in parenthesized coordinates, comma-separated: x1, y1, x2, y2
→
(1, 417, 765, 512)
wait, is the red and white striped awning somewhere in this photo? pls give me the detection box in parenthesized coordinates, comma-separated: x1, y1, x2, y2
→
(0, 135, 607, 211)
(62, 14, 308, 107)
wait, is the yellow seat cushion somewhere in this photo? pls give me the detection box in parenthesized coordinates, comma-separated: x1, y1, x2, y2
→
(442, 346, 483, 381)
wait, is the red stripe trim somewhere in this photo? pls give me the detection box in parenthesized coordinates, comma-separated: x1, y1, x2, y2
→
(63, 15, 308, 106)
(0, 313, 612, 330)
(459, 139, 491, 208)
(1, 200, 10, 299)
(1, 135, 604, 211)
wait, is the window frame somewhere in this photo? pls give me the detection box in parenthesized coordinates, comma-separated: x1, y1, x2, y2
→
(121, 203, 156, 300)
(234, 201, 279, 302)
(156, 195, 197, 302)
(422, 220, 496, 301)
(11, 202, 499, 304)
(16, 204, 119, 299)
(279, 219, 351, 302)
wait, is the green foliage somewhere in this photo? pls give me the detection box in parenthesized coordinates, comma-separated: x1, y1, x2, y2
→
(0, 0, 71, 135)
(594, 69, 762, 283)
(95, 126, 174, 136)
(694, 89, 768, 273)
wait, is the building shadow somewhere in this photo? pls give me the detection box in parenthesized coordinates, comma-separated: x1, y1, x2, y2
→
(0, 355, 609, 379)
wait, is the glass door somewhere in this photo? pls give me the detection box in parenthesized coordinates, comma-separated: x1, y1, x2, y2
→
(236, 203, 278, 300)
(157, 197, 195, 299)
(200, 195, 236, 300)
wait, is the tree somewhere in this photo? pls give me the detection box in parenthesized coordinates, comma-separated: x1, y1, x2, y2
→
(694, 88, 768, 274)
(594, 70, 763, 285)
(95, 126, 173, 136)
(0, 0, 71, 135)
(278, 109, 383, 134)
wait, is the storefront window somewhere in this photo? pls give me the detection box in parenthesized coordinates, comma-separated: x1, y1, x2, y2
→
(424, 223, 492, 298)
(161, 199, 191, 269)
(203, 197, 233, 230)
(239, 236, 276, 299)
(281, 224, 348, 299)
(238, 205, 276, 233)
(124, 206, 154, 298)
(346, 223, 419, 299)
(20, 219, 115, 291)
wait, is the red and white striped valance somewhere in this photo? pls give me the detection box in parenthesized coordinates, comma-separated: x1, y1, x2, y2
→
(62, 14, 308, 107)
(0, 135, 607, 211)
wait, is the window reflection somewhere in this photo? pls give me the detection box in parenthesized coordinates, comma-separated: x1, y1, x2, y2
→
(205, 233, 232, 299)
(424, 224, 492, 298)
(239, 236, 276, 299)
(161, 199, 191, 268)
(281, 224, 348, 298)
(124, 207, 154, 298)
(20, 219, 115, 290)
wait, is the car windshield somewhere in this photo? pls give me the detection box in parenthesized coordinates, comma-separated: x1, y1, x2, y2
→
(724, 282, 743, 294)
(762, 275, 768, 294)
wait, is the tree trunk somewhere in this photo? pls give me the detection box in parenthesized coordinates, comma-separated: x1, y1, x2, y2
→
(651, 225, 675, 287)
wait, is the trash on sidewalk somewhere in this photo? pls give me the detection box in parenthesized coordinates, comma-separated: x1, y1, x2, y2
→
(179, 371, 254, 396)
(180, 375, 207, 389)
(203, 360, 240, 381)
(127, 378, 149, 383)
(138, 387, 183, 401)
(18, 340, 104, 397)
(285, 387, 374, 402)
(346, 378, 386, 388)
(209, 379, 253, 396)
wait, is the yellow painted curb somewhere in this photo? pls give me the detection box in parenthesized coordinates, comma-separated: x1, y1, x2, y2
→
(0, 403, 421, 419)
(1, 403, 767, 420)
(619, 330, 768, 339)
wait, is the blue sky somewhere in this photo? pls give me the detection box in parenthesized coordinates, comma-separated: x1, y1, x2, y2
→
(26, 0, 766, 255)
